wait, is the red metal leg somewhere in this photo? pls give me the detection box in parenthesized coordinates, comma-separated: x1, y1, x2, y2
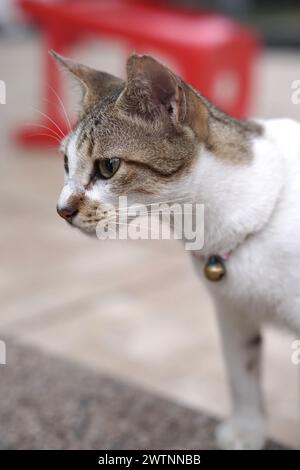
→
(15, 1, 258, 147)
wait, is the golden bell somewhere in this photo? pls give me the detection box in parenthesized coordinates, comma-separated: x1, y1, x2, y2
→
(204, 256, 226, 282)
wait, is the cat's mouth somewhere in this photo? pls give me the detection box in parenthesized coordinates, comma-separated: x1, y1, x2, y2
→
(57, 198, 118, 237)
(58, 209, 98, 236)
(57, 202, 95, 227)
(71, 216, 99, 236)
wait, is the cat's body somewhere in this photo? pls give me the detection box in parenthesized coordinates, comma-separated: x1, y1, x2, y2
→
(52, 51, 300, 449)
(193, 117, 300, 332)
(192, 118, 300, 449)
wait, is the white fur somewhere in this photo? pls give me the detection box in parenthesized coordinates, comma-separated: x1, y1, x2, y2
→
(191, 118, 300, 330)
(57, 126, 84, 211)
(66, 126, 80, 178)
(190, 118, 300, 449)
(58, 124, 120, 212)
(57, 183, 74, 209)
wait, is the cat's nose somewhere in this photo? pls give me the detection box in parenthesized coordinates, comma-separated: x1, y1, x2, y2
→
(56, 204, 78, 221)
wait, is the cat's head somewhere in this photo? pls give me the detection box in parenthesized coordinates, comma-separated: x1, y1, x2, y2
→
(53, 51, 209, 235)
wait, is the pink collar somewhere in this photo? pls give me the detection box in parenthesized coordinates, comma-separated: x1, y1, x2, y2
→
(221, 250, 232, 261)
(193, 249, 232, 263)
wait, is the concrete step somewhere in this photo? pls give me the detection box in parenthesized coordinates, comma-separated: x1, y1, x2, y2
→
(0, 338, 287, 450)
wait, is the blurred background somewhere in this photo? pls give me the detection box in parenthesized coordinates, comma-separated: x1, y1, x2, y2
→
(1, 0, 299, 449)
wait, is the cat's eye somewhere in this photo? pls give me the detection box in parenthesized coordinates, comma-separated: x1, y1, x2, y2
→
(64, 154, 69, 174)
(97, 158, 121, 179)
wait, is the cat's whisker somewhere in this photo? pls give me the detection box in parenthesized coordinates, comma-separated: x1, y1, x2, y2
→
(43, 98, 71, 136)
(30, 107, 65, 137)
(103, 211, 195, 228)
(147, 211, 195, 216)
(133, 196, 192, 208)
(112, 211, 195, 218)
(23, 123, 62, 140)
(112, 207, 195, 218)
(33, 133, 62, 144)
(112, 197, 193, 215)
(101, 221, 162, 237)
(48, 86, 72, 132)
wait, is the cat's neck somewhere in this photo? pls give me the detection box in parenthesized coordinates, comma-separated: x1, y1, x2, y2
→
(189, 120, 285, 257)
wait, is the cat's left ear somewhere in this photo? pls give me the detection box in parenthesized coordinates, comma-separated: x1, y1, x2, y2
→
(116, 54, 184, 126)
(49, 50, 124, 114)
(117, 54, 208, 140)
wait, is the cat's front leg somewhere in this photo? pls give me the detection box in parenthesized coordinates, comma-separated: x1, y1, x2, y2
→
(215, 302, 266, 450)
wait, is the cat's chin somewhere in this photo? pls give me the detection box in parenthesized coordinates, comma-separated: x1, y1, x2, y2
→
(78, 226, 98, 238)
(67, 221, 98, 238)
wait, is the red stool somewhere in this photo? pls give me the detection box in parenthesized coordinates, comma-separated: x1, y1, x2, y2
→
(17, 0, 259, 146)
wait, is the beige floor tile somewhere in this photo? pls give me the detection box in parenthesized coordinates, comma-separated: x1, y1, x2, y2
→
(14, 276, 298, 447)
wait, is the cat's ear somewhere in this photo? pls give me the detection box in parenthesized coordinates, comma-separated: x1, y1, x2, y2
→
(117, 54, 208, 140)
(117, 54, 183, 125)
(49, 50, 124, 113)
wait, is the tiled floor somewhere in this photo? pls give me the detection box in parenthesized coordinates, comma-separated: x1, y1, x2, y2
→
(1, 36, 299, 448)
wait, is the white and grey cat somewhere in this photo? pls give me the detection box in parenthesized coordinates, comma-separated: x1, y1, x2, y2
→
(52, 51, 300, 449)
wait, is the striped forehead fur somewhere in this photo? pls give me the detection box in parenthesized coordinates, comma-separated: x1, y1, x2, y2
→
(70, 86, 262, 179)
(61, 54, 264, 200)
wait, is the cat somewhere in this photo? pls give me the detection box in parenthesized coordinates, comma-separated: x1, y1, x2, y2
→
(52, 50, 300, 449)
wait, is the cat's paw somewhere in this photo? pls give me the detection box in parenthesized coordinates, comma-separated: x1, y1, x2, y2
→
(216, 416, 266, 450)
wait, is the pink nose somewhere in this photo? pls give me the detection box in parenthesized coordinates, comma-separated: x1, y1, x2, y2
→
(56, 204, 78, 221)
